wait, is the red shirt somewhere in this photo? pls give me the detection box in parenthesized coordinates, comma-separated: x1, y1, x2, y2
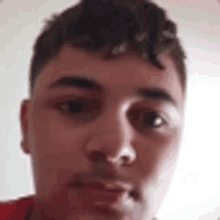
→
(0, 195, 35, 220)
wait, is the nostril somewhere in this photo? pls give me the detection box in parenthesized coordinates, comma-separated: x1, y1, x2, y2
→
(72, 181, 84, 188)
(121, 155, 130, 164)
(90, 151, 106, 162)
(121, 155, 128, 161)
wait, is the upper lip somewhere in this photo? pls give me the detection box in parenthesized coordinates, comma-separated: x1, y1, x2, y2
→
(72, 179, 133, 193)
(86, 181, 132, 192)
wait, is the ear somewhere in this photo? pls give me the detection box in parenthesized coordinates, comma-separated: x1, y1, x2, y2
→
(20, 99, 31, 154)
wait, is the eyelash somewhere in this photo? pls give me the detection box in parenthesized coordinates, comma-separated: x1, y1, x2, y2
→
(55, 99, 169, 130)
(58, 101, 88, 114)
(128, 109, 169, 130)
(54, 97, 100, 120)
(141, 111, 168, 129)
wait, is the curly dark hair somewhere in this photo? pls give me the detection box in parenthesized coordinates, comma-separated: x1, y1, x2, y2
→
(30, 0, 187, 94)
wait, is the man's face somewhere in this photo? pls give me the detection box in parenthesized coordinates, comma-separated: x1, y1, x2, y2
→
(21, 45, 184, 220)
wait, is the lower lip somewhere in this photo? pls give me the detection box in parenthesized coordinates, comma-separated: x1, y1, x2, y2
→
(71, 187, 135, 216)
(83, 189, 135, 216)
(77, 188, 135, 208)
(82, 188, 126, 203)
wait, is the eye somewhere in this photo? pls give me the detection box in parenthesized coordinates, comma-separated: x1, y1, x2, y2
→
(142, 112, 167, 128)
(60, 101, 88, 114)
(128, 108, 169, 132)
(55, 97, 101, 120)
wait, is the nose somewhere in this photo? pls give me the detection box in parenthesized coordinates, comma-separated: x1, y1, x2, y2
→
(85, 101, 137, 166)
(86, 135, 136, 166)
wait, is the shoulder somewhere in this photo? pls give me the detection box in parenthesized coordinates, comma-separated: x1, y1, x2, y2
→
(0, 195, 35, 220)
(0, 195, 34, 205)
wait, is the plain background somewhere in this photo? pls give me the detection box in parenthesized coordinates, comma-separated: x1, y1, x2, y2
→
(0, 0, 220, 219)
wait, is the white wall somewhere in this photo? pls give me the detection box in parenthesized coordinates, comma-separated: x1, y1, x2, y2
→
(0, 0, 220, 219)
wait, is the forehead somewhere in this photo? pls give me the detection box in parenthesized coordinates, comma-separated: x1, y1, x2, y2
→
(33, 45, 183, 107)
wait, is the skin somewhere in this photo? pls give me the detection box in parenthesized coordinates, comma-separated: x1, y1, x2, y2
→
(20, 44, 185, 220)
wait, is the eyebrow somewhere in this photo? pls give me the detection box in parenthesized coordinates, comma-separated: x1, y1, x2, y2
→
(48, 76, 178, 107)
(48, 76, 100, 91)
(138, 87, 178, 107)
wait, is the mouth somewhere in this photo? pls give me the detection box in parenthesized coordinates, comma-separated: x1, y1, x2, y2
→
(70, 180, 136, 209)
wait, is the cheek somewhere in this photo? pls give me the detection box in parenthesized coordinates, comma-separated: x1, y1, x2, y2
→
(134, 130, 181, 215)
(29, 109, 93, 192)
(29, 108, 89, 170)
(135, 128, 181, 181)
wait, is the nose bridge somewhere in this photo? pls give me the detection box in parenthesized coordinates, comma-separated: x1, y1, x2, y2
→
(86, 98, 136, 164)
(100, 99, 132, 142)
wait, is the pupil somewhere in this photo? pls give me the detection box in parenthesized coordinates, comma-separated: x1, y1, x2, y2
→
(143, 113, 162, 127)
(69, 102, 85, 113)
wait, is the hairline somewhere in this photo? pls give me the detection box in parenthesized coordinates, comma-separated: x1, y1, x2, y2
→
(30, 44, 185, 98)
